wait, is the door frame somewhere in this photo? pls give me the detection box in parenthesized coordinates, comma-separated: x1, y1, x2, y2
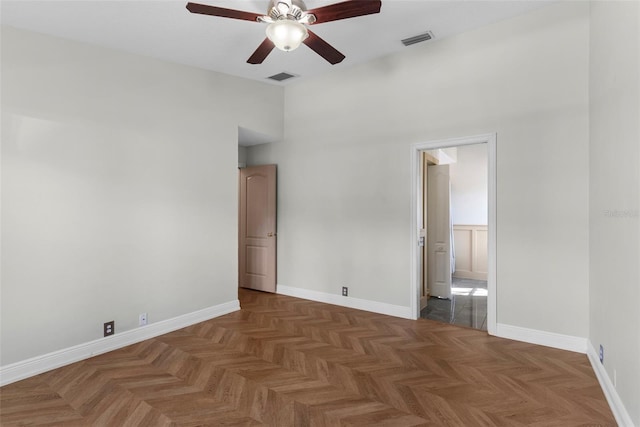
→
(410, 133, 497, 335)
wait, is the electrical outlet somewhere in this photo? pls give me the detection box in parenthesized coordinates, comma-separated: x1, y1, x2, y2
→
(139, 313, 147, 326)
(104, 321, 115, 337)
(342, 286, 348, 297)
(599, 344, 604, 364)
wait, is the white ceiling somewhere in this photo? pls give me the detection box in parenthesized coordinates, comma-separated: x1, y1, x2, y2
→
(1, 0, 555, 86)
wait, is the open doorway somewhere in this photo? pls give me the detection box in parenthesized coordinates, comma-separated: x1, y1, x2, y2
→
(237, 127, 279, 294)
(420, 144, 488, 330)
(410, 134, 496, 335)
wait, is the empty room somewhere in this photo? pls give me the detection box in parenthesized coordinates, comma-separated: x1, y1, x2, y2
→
(1, 0, 638, 425)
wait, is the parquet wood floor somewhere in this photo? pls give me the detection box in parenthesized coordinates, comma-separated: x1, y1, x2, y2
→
(1, 289, 615, 426)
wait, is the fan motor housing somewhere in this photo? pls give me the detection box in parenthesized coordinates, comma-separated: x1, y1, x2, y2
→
(268, 0, 308, 12)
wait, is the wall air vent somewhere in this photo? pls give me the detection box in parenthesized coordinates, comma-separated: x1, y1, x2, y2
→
(401, 31, 434, 47)
(267, 72, 297, 82)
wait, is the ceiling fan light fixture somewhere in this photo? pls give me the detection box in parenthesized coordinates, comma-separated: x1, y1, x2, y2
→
(266, 19, 308, 52)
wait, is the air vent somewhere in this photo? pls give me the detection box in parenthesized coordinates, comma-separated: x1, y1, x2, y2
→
(267, 72, 297, 82)
(401, 31, 434, 47)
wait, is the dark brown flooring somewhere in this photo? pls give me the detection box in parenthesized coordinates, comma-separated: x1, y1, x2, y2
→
(0, 288, 615, 426)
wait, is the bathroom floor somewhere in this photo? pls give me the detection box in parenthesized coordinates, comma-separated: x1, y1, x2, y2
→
(420, 277, 487, 331)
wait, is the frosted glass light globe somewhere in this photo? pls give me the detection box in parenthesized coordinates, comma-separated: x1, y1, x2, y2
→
(266, 20, 308, 52)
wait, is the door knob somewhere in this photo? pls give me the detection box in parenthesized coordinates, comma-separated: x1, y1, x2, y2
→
(267, 232, 276, 237)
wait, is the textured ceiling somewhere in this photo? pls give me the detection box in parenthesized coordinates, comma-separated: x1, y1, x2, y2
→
(1, 0, 555, 85)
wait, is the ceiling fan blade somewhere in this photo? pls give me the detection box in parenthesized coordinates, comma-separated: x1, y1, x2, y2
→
(186, 2, 262, 22)
(247, 38, 276, 64)
(307, 0, 381, 24)
(303, 30, 345, 65)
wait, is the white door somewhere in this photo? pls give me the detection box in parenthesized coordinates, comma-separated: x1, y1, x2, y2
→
(419, 152, 430, 310)
(239, 165, 277, 292)
(427, 164, 452, 299)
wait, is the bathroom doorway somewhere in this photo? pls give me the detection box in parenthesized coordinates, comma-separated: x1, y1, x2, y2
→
(410, 134, 496, 334)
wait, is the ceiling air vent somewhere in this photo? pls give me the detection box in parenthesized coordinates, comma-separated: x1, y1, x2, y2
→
(401, 31, 434, 47)
(267, 72, 297, 82)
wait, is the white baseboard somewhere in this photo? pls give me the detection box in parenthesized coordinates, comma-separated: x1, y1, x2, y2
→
(586, 341, 635, 427)
(0, 300, 240, 387)
(452, 272, 488, 281)
(277, 285, 413, 319)
(496, 323, 587, 353)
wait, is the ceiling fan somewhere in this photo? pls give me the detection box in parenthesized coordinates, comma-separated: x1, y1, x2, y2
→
(186, 0, 382, 65)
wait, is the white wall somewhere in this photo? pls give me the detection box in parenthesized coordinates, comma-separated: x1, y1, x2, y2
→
(449, 143, 488, 225)
(238, 145, 248, 167)
(249, 1, 590, 337)
(589, 2, 640, 424)
(0, 26, 284, 365)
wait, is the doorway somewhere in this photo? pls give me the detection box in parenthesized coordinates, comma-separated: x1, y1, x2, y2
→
(410, 134, 496, 335)
(421, 145, 488, 330)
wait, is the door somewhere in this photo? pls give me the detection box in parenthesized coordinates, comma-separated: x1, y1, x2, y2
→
(419, 153, 428, 310)
(427, 164, 452, 299)
(419, 152, 440, 310)
(239, 165, 277, 292)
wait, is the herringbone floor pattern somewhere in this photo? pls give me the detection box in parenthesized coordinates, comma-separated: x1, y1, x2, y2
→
(1, 289, 615, 426)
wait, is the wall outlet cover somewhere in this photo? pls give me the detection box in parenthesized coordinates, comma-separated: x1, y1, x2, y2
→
(104, 321, 115, 337)
(599, 344, 604, 363)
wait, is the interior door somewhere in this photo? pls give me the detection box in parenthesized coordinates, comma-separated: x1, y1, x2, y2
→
(419, 153, 429, 310)
(239, 165, 277, 292)
(427, 164, 452, 299)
